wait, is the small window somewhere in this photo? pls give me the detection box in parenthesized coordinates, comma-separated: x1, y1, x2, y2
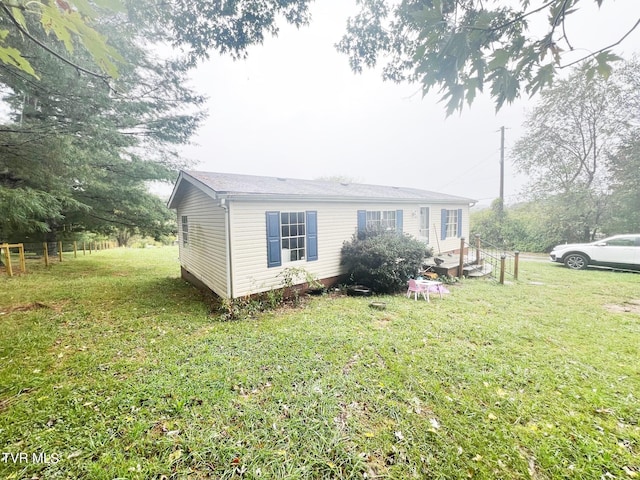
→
(181, 215, 189, 247)
(281, 211, 306, 262)
(445, 209, 459, 238)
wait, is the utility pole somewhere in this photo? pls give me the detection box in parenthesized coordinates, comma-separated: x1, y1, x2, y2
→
(499, 126, 505, 213)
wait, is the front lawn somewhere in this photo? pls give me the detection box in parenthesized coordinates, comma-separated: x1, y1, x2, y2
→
(1, 247, 639, 479)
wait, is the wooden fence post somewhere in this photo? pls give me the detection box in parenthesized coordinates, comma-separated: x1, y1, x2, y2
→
(83, 242, 86, 255)
(43, 243, 49, 267)
(458, 237, 465, 278)
(3, 244, 12, 277)
(73, 241, 77, 258)
(500, 255, 506, 285)
(475, 234, 482, 266)
(19, 244, 26, 273)
(514, 251, 520, 280)
(58, 241, 63, 262)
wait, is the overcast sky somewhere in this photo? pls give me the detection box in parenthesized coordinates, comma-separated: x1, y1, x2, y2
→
(177, 0, 640, 207)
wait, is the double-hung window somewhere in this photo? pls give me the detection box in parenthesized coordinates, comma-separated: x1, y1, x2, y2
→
(181, 215, 189, 247)
(366, 210, 397, 231)
(281, 212, 306, 261)
(357, 210, 404, 238)
(266, 211, 318, 267)
(440, 208, 463, 239)
(445, 209, 458, 237)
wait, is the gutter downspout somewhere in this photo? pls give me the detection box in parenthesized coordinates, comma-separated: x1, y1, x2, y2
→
(220, 197, 233, 299)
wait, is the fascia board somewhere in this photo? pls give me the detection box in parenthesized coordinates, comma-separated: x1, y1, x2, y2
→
(224, 194, 476, 205)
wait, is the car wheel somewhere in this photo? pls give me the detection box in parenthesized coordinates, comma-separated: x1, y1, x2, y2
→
(564, 253, 589, 270)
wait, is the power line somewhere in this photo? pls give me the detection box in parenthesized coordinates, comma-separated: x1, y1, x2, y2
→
(438, 148, 500, 190)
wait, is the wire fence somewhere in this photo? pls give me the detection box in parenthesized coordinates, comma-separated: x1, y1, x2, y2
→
(1, 240, 117, 277)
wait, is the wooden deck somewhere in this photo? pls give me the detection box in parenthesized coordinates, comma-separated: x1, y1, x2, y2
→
(423, 260, 461, 278)
(423, 257, 493, 279)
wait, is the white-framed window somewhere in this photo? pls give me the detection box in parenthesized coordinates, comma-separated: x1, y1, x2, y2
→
(281, 211, 306, 262)
(181, 215, 189, 247)
(445, 209, 459, 238)
(266, 211, 318, 268)
(419, 207, 430, 242)
(366, 210, 397, 231)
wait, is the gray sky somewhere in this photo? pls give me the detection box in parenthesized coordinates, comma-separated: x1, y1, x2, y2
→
(177, 0, 640, 207)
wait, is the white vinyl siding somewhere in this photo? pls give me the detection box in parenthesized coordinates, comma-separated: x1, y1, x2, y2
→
(176, 183, 228, 297)
(435, 206, 469, 252)
(229, 202, 365, 297)
(227, 201, 470, 298)
(398, 204, 468, 253)
(172, 180, 470, 298)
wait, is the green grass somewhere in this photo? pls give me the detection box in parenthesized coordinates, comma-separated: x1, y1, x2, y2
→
(1, 247, 639, 479)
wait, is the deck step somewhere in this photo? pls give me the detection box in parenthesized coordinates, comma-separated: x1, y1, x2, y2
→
(464, 264, 493, 277)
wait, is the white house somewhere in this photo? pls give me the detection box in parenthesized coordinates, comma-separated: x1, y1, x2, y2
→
(168, 171, 476, 299)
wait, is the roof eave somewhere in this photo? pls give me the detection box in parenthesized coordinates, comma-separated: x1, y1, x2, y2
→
(223, 193, 476, 205)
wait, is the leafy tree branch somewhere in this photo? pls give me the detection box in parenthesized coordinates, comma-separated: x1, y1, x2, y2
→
(337, 0, 639, 114)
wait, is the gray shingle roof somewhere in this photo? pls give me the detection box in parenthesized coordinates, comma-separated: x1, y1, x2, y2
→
(183, 170, 475, 203)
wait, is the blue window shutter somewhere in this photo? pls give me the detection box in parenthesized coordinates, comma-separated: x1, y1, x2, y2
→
(357, 210, 367, 238)
(306, 211, 318, 261)
(396, 209, 403, 234)
(266, 211, 281, 268)
(457, 208, 463, 238)
(441, 209, 447, 240)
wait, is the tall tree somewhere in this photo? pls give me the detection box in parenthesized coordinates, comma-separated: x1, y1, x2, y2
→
(602, 57, 640, 234)
(511, 65, 634, 242)
(0, 3, 203, 241)
(471, 199, 566, 252)
(1, 0, 320, 242)
(337, 0, 639, 114)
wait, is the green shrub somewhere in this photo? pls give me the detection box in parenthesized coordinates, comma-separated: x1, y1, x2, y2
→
(341, 231, 431, 294)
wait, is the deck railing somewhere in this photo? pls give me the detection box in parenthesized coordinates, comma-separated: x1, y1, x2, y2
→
(458, 235, 519, 284)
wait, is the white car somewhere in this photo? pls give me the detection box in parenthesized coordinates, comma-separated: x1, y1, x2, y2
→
(550, 234, 640, 270)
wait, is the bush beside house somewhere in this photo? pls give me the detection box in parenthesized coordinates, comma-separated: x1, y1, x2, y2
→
(341, 231, 432, 294)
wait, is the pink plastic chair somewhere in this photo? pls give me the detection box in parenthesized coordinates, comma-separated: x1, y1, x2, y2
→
(407, 279, 430, 301)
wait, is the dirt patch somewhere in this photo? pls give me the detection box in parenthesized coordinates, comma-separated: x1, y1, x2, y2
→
(0, 302, 51, 315)
(604, 300, 640, 314)
(0, 302, 57, 316)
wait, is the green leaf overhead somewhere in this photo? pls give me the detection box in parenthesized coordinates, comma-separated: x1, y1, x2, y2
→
(338, 0, 638, 113)
(0, 0, 124, 78)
